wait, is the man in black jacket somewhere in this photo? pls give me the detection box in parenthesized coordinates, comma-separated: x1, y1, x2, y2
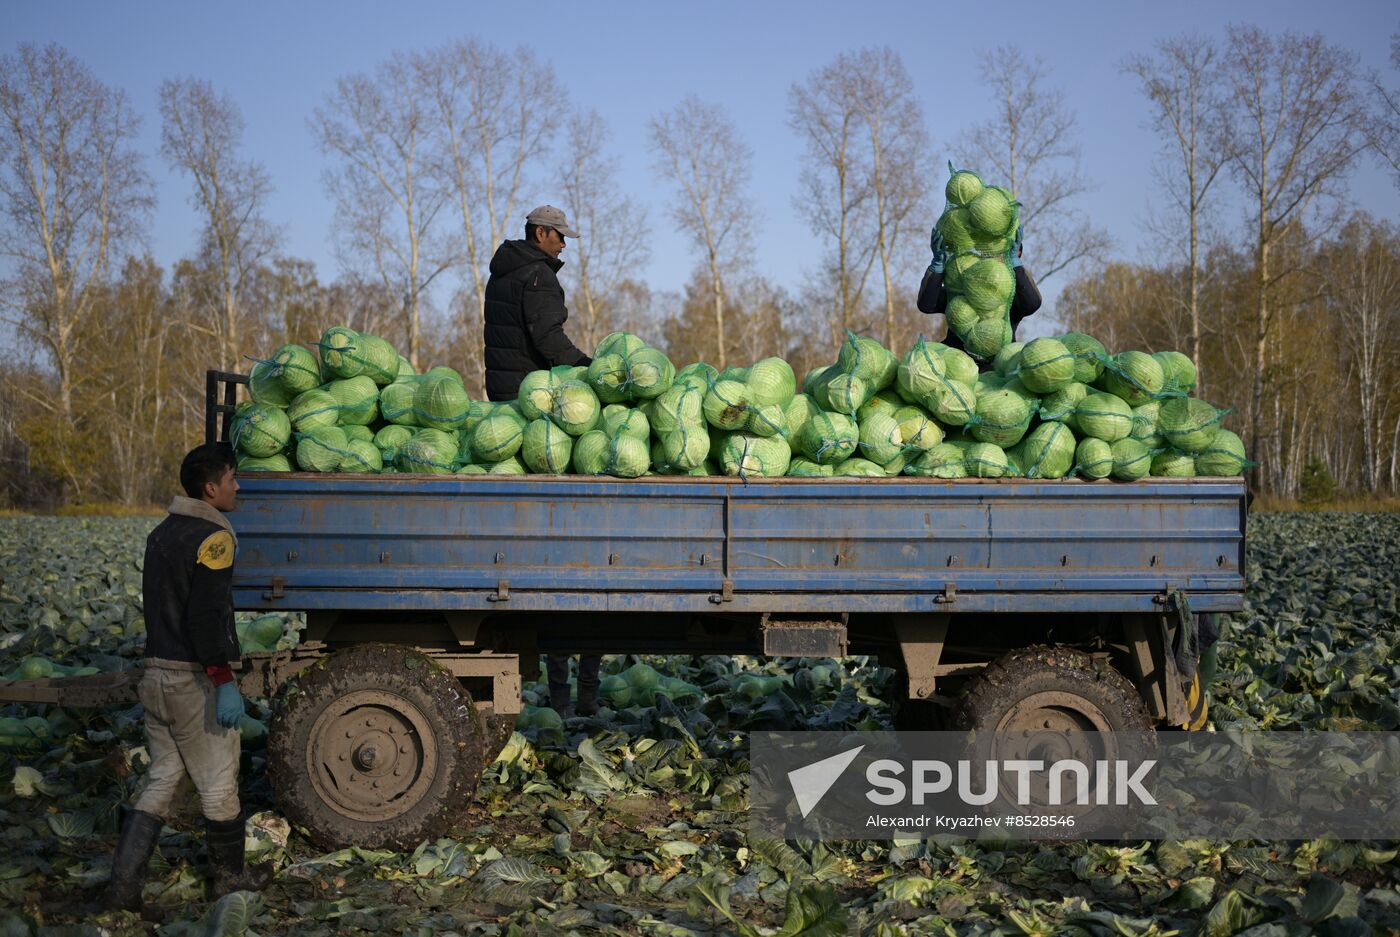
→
(916, 226, 1043, 368)
(106, 443, 272, 912)
(483, 206, 600, 716)
(482, 205, 592, 402)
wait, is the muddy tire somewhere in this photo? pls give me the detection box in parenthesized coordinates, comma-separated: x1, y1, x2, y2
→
(267, 643, 487, 850)
(953, 646, 1155, 826)
(483, 711, 516, 763)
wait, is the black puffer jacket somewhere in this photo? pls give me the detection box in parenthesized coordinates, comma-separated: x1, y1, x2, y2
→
(142, 514, 239, 671)
(483, 239, 591, 401)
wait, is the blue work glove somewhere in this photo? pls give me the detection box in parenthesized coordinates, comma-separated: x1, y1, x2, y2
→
(929, 228, 947, 274)
(215, 682, 244, 729)
(1011, 225, 1024, 269)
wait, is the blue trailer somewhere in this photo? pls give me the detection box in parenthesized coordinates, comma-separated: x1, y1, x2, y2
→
(1, 372, 1249, 849)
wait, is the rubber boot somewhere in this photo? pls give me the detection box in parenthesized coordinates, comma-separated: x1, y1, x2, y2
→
(545, 654, 574, 718)
(575, 655, 602, 717)
(105, 808, 163, 912)
(204, 815, 273, 899)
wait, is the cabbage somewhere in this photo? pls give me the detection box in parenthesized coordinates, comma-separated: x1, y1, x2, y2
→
(1129, 401, 1161, 441)
(587, 354, 631, 404)
(269, 343, 321, 395)
(834, 458, 885, 477)
(424, 365, 463, 384)
(373, 425, 414, 464)
(658, 424, 710, 471)
(675, 362, 718, 391)
(414, 375, 470, 431)
(607, 435, 650, 477)
(824, 372, 870, 415)
(943, 251, 982, 293)
(784, 394, 822, 441)
(1039, 382, 1089, 425)
(893, 405, 942, 451)
(931, 379, 977, 427)
(339, 438, 383, 473)
(1195, 430, 1248, 476)
(1074, 438, 1114, 480)
(1151, 449, 1197, 477)
(945, 170, 984, 207)
(522, 418, 573, 474)
(836, 334, 898, 390)
(1075, 393, 1134, 442)
(967, 186, 1014, 236)
(651, 385, 705, 434)
(1110, 438, 1152, 480)
(745, 402, 789, 438)
(992, 342, 1024, 377)
(896, 340, 946, 407)
(971, 389, 1031, 448)
(552, 380, 601, 436)
(353, 333, 401, 385)
(964, 318, 1009, 360)
(906, 443, 968, 478)
(343, 425, 373, 443)
(287, 389, 340, 432)
(1153, 350, 1198, 394)
(940, 347, 981, 385)
(625, 347, 675, 399)
(1017, 337, 1075, 394)
(518, 370, 561, 420)
(965, 442, 1009, 478)
(457, 464, 488, 475)
(237, 453, 292, 472)
(786, 458, 834, 477)
(858, 412, 903, 464)
(596, 331, 646, 359)
(326, 375, 379, 426)
(318, 326, 365, 378)
(1100, 351, 1166, 406)
(1157, 397, 1225, 453)
(746, 357, 797, 407)
(485, 456, 526, 475)
(856, 390, 901, 424)
(702, 379, 750, 430)
(880, 452, 907, 476)
(1057, 332, 1107, 383)
(1020, 422, 1076, 479)
(796, 411, 858, 464)
(938, 207, 976, 249)
(296, 426, 350, 472)
(394, 356, 417, 381)
(233, 403, 290, 457)
(961, 258, 1015, 313)
(379, 379, 420, 426)
(571, 430, 611, 475)
(602, 405, 650, 441)
(472, 409, 526, 462)
(397, 428, 459, 474)
(720, 434, 791, 478)
(463, 399, 493, 434)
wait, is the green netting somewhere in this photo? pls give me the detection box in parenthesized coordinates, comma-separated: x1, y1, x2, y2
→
(650, 384, 706, 435)
(746, 357, 797, 408)
(1075, 393, 1134, 442)
(397, 428, 460, 474)
(1021, 422, 1077, 479)
(414, 375, 471, 431)
(1150, 449, 1197, 477)
(1073, 437, 1114, 480)
(857, 411, 904, 464)
(786, 457, 835, 477)
(1038, 381, 1089, 425)
(1110, 438, 1152, 481)
(317, 326, 365, 379)
(326, 375, 379, 426)
(248, 359, 294, 408)
(379, 379, 421, 426)
(893, 405, 942, 452)
(992, 341, 1024, 378)
(602, 405, 650, 441)
(896, 337, 948, 408)
(522, 418, 573, 474)
(1015, 337, 1076, 395)
(745, 402, 789, 439)
(835, 331, 898, 391)
(655, 423, 711, 472)
(1096, 350, 1171, 406)
(1157, 397, 1228, 453)
(286, 389, 340, 432)
(339, 438, 384, 473)
(373, 425, 415, 464)
(964, 442, 1010, 478)
(795, 411, 858, 465)
(970, 389, 1032, 448)
(720, 434, 791, 478)
(295, 426, 352, 473)
(1057, 332, 1107, 384)
(702, 379, 751, 430)
(905, 443, 969, 478)
(236, 453, 292, 472)
(267, 343, 321, 396)
(1153, 350, 1198, 395)
(1195, 430, 1251, 476)
(472, 410, 527, 462)
(834, 458, 886, 477)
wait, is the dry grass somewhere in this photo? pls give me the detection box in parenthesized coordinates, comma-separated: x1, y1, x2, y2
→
(53, 502, 164, 517)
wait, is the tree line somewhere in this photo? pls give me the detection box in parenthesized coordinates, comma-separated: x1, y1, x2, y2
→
(1, 27, 1397, 507)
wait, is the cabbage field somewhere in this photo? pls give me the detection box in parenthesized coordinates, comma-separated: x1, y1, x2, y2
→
(0, 512, 1397, 934)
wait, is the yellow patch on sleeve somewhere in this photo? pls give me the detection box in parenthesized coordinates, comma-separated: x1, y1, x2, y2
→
(196, 530, 235, 570)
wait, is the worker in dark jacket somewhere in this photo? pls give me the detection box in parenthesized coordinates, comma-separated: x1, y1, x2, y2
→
(483, 206, 599, 716)
(917, 226, 1043, 368)
(106, 443, 272, 912)
(482, 205, 592, 403)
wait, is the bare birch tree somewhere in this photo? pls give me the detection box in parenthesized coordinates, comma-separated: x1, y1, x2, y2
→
(957, 46, 1111, 284)
(650, 96, 756, 369)
(559, 108, 650, 352)
(1123, 34, 1230, 394)
(312, 52, 455, 367)
(419, 39, 564, 364)
(0, 43, 151, 496)
(1221, 26, 1363, 490)
(160, 77, 277, 371)
(1366, 29, 1400, 189)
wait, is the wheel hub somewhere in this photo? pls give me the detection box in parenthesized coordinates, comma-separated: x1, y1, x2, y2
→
(307, 689, 438, 822)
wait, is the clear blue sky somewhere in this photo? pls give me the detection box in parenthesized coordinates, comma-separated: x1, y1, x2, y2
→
(6, 0, 1399, 334)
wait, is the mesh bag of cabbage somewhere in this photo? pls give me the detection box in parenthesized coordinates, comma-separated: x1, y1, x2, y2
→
(935, 164, 1019, 361)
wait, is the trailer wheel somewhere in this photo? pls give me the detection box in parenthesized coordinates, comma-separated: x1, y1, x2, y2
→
(953, 646, 1154, 824)
(267, 643, 487, 850)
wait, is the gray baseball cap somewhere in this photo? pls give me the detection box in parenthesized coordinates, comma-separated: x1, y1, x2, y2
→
(525, 205, 579, 238)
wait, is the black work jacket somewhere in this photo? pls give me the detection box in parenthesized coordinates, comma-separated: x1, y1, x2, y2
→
(483, 239, 591, 401)
(142, 513, 239, 670)
(917, 265, 1044, 366)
